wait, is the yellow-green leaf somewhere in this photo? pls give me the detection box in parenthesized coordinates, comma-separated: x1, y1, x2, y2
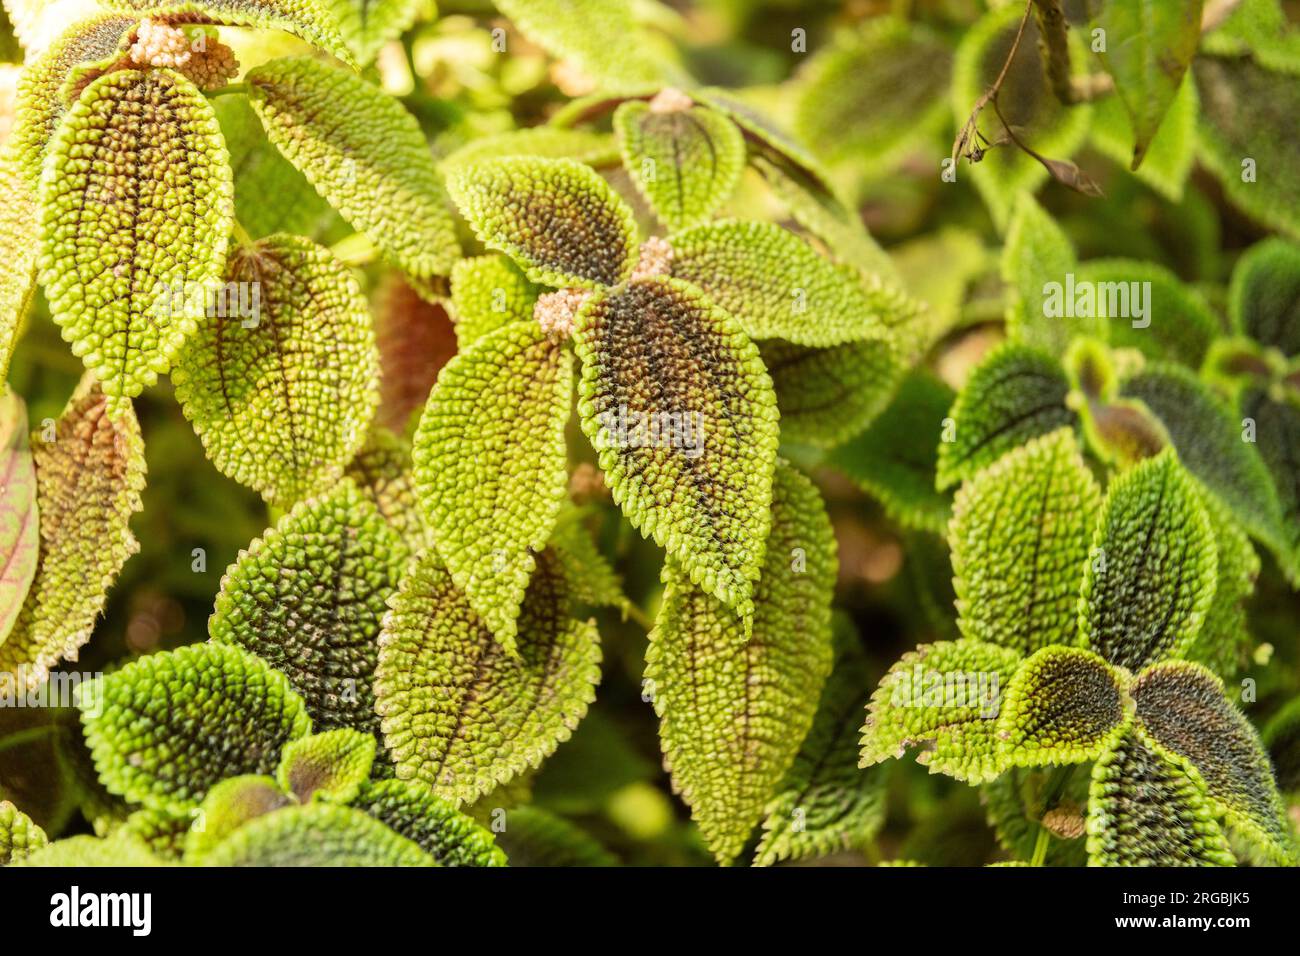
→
(0, 393, 38, 645)
(199, 803, 434, 866)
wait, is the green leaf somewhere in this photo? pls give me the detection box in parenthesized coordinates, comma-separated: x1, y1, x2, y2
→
(1196, 56, 1300, 240)
(353, 778, 507, 867)
(754, 619, 886, 867)
(1089, 74, 1197, 201)
(613, 100, 744, 232)
(121, 807, 195, 860)
(669, 220, 905, 348)
(0, 377, 144, 690)
(172, 234, 379, 507)
(647, 461, 837, 865)
(209, 478, 405, 734)
(212, 92, 346, 242)
(276, 729, 376, 803)
(7, 12, 138, 187)
(374, 547, 600, 805)
(759, 338, 902, 449)
(1075, 259, 1218, 366)
(345, 426, 429, 552)
(326, 0, 418, 65)
(39, 68, 233, 405)
(860, 639, 1022, 784)
(411, 321, 572, 652)
(951, 6, 1093, 230)
(1119, 364, 1286, 562)
(1200, 0, 1300, 72)
(936, 344, 1076, 490)
(1132, 660, 1297, 865)
(492, 0, 675, 93)
(1080, 450, 1217, 670)
(1086, 723, 1236, 866)
(828, 371, 955, 534)
(1241, 389, 1300, 583)
(199, 803, 434, 866)
(0, 150, 39, 384)
(794, 17, 952, 177)
(1229, 238, 1300, 356)
(15, 832, 170, 867)
(574, 278, 780, 620)
(372, 273, 457, 432)
(0, 393, 37, 646)
(449, 254, 540, 350)
(997, 647, 1129, 769)
(1092, 0, 1203, 169)
(446, 157, 638, 289)
(549, 508, 629, 615)
(79, 643, 312, 814)
(1001, 193, 1090, 354)
(0, 799, 47, 864)
(247, 56, 459, 278)
(492, 805, 616, 866)
(949, 428, 1100, 655)
(182, 774, 291, 862)
(108, 0, 357, 67)
(1184, 484, 1259, 677)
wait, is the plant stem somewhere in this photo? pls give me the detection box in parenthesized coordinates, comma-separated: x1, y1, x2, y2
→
(1030, 826, 1051, 867)
(231, 219, 255, 248)
(625, 603, 655, 632)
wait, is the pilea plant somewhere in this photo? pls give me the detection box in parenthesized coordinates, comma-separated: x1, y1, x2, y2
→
(1, 0, 1299, 870)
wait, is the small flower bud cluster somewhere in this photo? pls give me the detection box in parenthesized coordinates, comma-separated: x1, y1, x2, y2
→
(632, 236, 674, 281)
(534, 288, 592, 340)
(129, 20, 240, 90)
(648, 87, 693, 114)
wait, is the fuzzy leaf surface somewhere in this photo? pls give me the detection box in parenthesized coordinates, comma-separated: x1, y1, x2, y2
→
(276, 729, 376, 803)
(0, 394, 38, 646)
(354, 779, 507, 866)
(200, 803, 434, 866)
(449, 254, 540, 350)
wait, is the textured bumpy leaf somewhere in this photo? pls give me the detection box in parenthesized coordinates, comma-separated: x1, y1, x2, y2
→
(209, 479, 405, 734)
(669, 221, 902, 348)
(0, 151, 38, 385)
(647, 462, 836, 865)
(575, 278, 779, 620)
(372, 274, 456, 433)
(443, 128, 620, 170)
(345, 427, 427, 551)
(200, 803, 433, 866)
(172, 234, 379, 507)
(1230, 238, 1300, 356)
(112, 0, 357, 66)
(1264, 696, 1300, 795)
(951, 6, 1092, 230)
(39, 68, 233, 405)
(212, 93, 345, 243)
(936, 345, 1076, 490)
(0, 378, 144, 690)
(446, 157, 638, 289)
(276, 729, 376, 803)
(997, 647, 1128, 769)
(1132, 661, 1297, 865)
(1089, 75, 1197, 201)
(1185, 485, 1259, 677)
(1092, 0, 1202, 169)
(759, 338, 901, 449)
(613, 101, 744, 232)
(491, 0, 673, 93)
(1241, 389, 1300, 583)
(1087, 724, 1235, 867)
(0, 799, 47, 864)
(122, 807, 195, 859)
(794, 17, 951, 176)
(449, 255, 540, 350)
(0, 394, 37, 645)
(411, 321, 572, 652)
(860, 639, 1021, 784)
(950, 429, 1101, 656)
(1076, 259, 1217, 366)
(1119, 365, 1286, 560)
(16, 833, 169, 867)
(492, 805, 616, 866)
(374, 548, 600, 805)
(247, 56, 458, 278)
(549, 509, 629, 614)
(79, 643, 311, 814)
(1001, 194, 1089, 354)
(353, 779, 507, 866)
(7, 13, 138, 186)
(755, 620, 886, 867)
(182, 774, 291, 861)
(326, 0, 418, 64)
(1080, 450, 1216, 671)
(1196, 56, 1300, 239)
(829, 372, 954, 534)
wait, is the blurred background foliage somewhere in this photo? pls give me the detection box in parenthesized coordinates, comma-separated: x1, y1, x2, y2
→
(3, 0, 1299, 865)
